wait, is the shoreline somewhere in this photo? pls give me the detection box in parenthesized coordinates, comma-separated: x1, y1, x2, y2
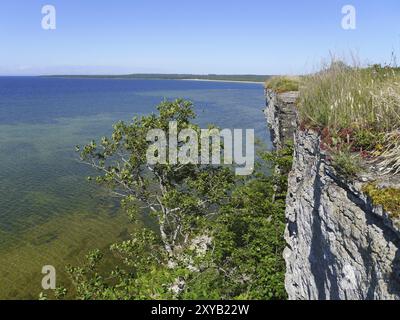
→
(178, 78, 264, 84)
(38, 76, 268, 84)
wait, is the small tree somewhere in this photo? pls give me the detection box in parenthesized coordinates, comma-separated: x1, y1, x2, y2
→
(57, 99, 289, 300)
(77, 99, 235, 260)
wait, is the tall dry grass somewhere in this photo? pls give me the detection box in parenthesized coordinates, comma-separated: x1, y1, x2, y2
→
(298, 60, 400, 175)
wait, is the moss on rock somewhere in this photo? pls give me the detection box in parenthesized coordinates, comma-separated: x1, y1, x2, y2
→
(362, 183, 400, 218)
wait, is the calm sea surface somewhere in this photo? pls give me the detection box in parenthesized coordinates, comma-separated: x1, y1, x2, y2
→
(0, 77, 269, 298)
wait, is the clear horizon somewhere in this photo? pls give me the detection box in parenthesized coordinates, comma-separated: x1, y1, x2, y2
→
(0, 0, 399, 76)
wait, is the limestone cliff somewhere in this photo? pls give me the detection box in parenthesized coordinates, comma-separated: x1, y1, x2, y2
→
(265, 89, 400, 300)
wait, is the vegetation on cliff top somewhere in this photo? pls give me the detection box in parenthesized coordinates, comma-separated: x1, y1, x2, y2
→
(296, 60, 400, 177)
(265, 76, 300, 93)
(297, 59, 400, 214)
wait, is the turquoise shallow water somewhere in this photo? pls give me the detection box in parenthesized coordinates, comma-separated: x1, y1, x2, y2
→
(0, 77, 269, 298)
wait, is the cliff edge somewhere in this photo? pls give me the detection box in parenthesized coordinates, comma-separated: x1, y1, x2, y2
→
(265, 88, 400, 300)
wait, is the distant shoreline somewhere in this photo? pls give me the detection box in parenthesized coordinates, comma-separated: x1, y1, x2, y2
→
(40, 74, 271, 84)
(179, 78, 264, 84)
(40, 76, 265, 84)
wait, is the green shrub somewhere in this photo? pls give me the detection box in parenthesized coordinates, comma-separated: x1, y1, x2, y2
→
(353, 129, 385, 152)
(331, 148, 362, 178)
(265, 76, 300, 93)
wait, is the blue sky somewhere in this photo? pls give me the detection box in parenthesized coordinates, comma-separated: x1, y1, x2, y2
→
(0, 0, 399, 75)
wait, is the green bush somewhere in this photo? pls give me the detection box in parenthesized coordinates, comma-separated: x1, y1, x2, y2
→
(265, 76, 300, 93)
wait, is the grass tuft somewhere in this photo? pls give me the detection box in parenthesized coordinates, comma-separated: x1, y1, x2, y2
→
(375, 131, 400, 175)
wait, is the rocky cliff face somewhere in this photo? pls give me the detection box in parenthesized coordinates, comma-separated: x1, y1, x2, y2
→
(265, 89, 400, 300)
